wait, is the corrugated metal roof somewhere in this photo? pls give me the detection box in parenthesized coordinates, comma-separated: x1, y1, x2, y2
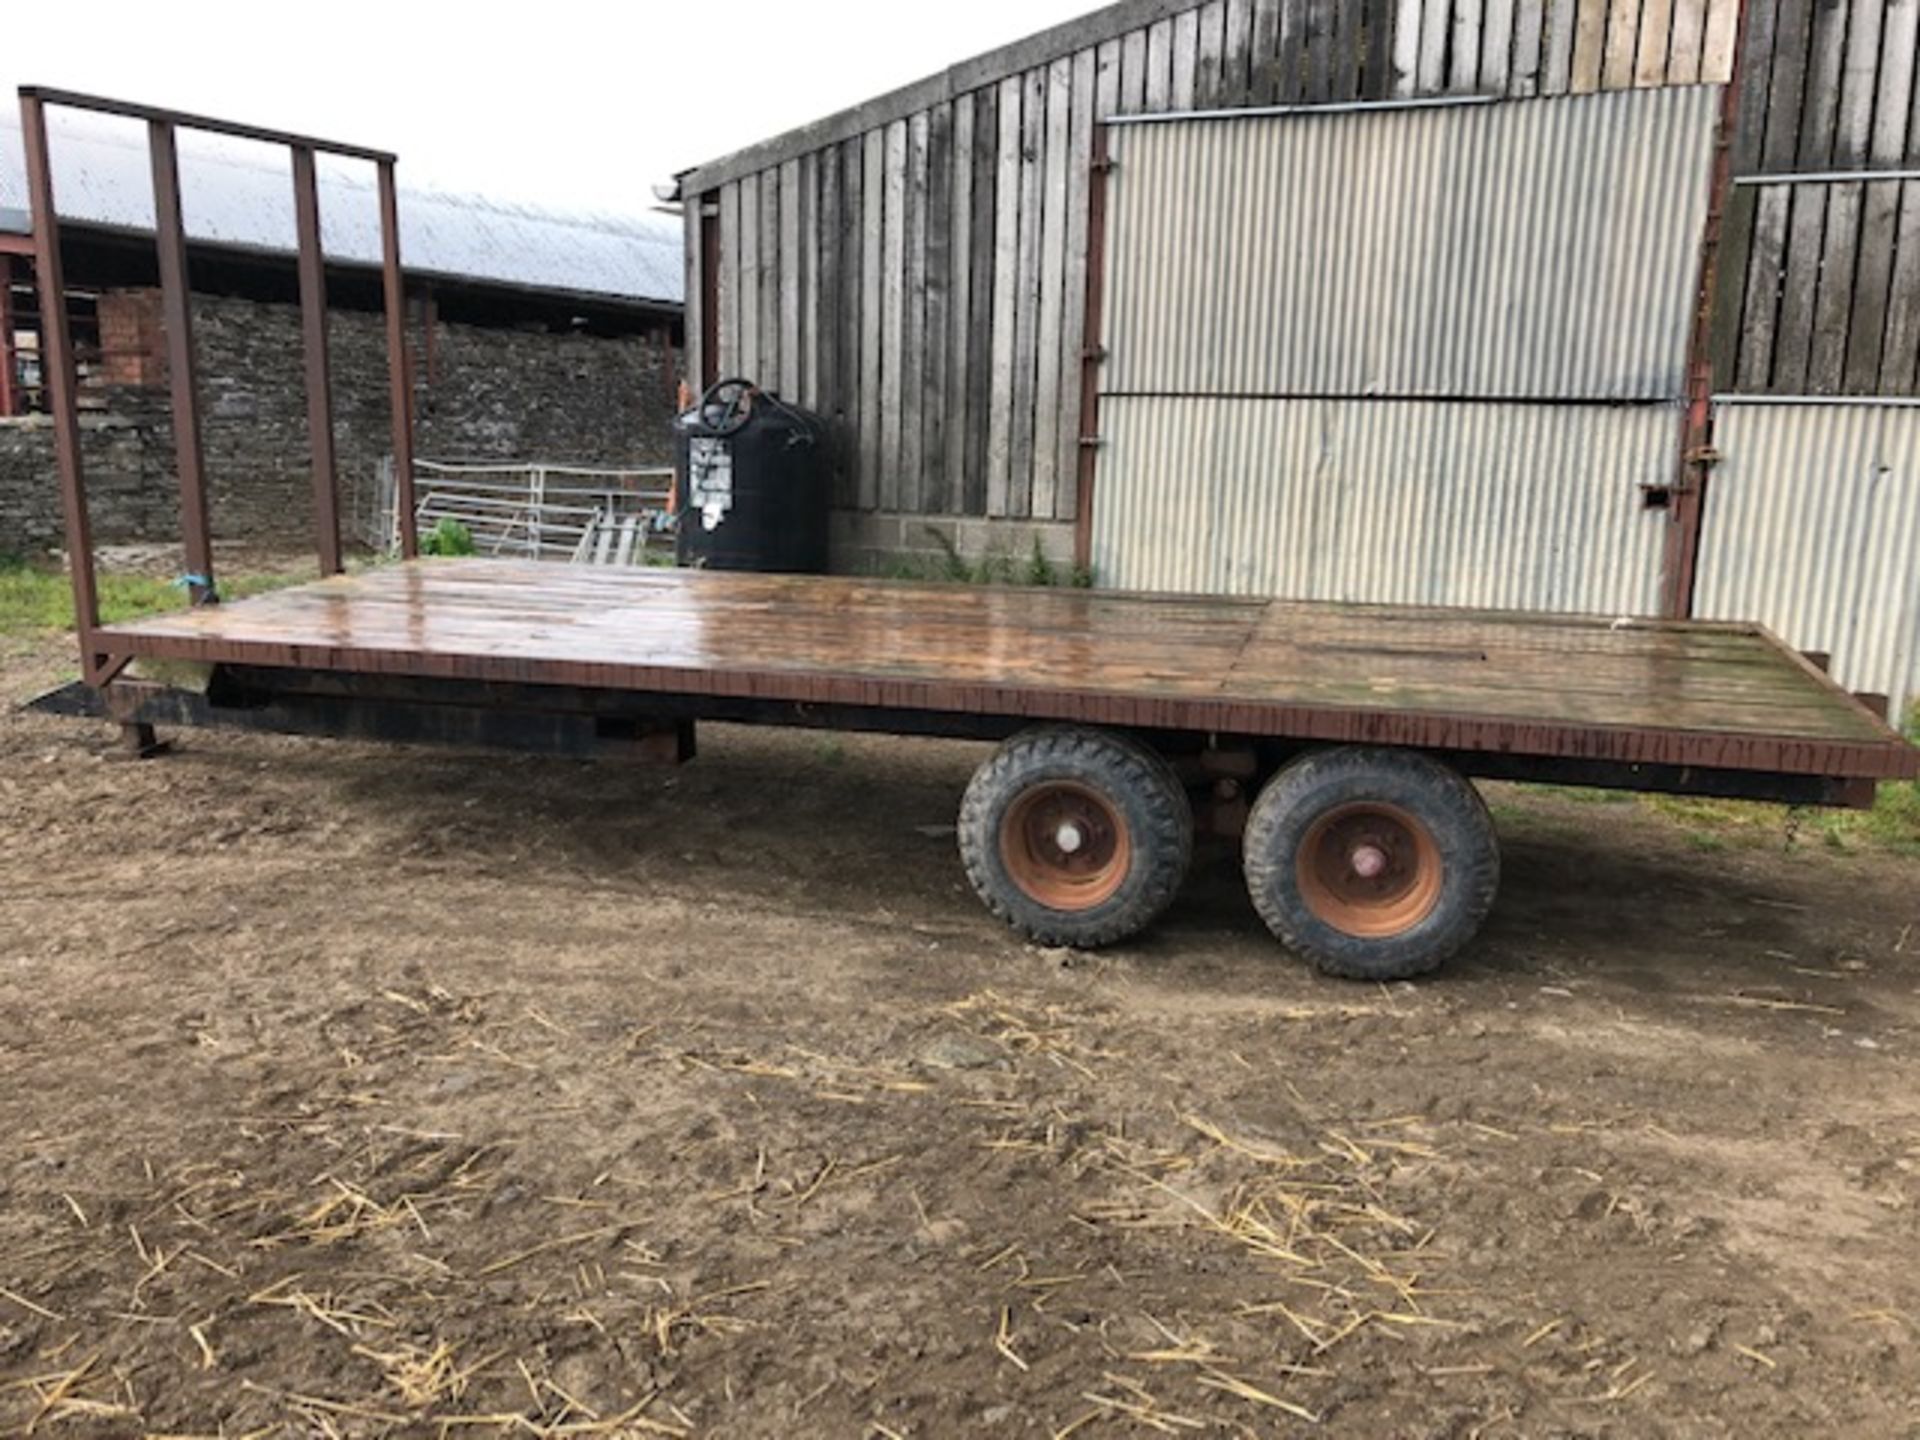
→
(1091, 396, 1677, 616)
(1101, 86, 1720, 400)
(0, 112, 683, 308)
(1696, 400, 1920, 719)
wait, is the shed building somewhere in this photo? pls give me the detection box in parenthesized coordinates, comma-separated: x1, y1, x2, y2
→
(676, 0, 1920, 716)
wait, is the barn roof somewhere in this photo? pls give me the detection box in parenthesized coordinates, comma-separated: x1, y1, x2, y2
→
(1, 112, 683, 310)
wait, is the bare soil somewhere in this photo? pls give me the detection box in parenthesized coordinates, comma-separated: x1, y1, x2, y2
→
(2, 634, 1917, 1438)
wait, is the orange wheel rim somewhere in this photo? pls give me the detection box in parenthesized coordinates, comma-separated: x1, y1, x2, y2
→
(999, 781, 1131, 911)
(1296, 802, 1444, 938)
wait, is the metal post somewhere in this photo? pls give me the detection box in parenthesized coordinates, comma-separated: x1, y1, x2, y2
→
(148, 119, 216, 605)
(1072, 123, 1114, 574)
(291, 146, 342, 575)
(1663, 0, 1751, 619)
(0, 254, 16, 418)
(377, 160, 418, 558)
(19, 92, 104, 681)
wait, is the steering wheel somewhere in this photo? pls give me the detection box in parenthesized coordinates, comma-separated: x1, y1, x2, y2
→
(695, 378, 757, 436)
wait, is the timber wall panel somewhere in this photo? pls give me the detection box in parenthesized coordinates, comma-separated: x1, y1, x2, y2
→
(686, 0, 1915, 530)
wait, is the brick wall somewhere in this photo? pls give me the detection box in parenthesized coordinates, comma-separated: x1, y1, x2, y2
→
(0, 289, 680, 554)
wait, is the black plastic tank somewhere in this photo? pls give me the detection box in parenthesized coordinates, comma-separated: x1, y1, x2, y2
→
(673, 379, 831, 573)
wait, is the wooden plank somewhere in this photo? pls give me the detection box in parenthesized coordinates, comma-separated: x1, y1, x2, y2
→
(1875, 0, 1919, 164)
(1808, 181, 1863, 392)
(1760, 0, 1812, 169)
(1224, 0, 1256, 101)
(944, 94, 975, 514)
(1666, 0, 1706, 82)
(1279, 0, 1310, 97)
(1393, 0, 1425, 93)
(738, 173, 760, 382)
(880, 118, 908, 511)
(717, 181, 739, 377)
(1729, 0, 1780, 170)
(987, 76, 1023, 517)
(1482, 0, 1518, 90)
(817, 148, 844, 493)
(1737, 184, 1791, 389)
(1797, 0, 1850, 166)
(1421, 0, 1454, 91)
(837, 139, 864, 504)
(1333, 0, 1366, 97)
(966, 83, 1001, 515)
(1009, 67, 1049, 520)
(900, 111, 930, 513)
(780, 158, 802, 401)
(1057, 47, 1098, 521)
(798, 152, 818, 410)
(1633, 0, 1672, 85)
(1834, 0, 1884, 165)
(1541, 0, 1578, 90)
(1845, 180, 1903, 391)
(1512, 0, 1549, 93)
(1306, 0, 1337, 99)
(1253, 0, 1284, 100)
(1699, 0, 1740, 82)
(1570, 0, 1609, 90)
(1147, 17, 1176, 108)
(1601, 0, 1641, 91)
(859, 129, 884, 510)
(1881, 180, 1920, 392)
(1452, 0, 1487, 91)
(1173, 7, 1201, 107)
(1772, 185, 1830, 391)
(759, 169, 781, 389)
(1710, 183, 1759, 388)
(1363, 0, 1399, 95)
(1123, 25, 1152, 109)
(682, 187, 704, 400)
(921, 103, 953, 514)
(1197, 0, 1227, 103)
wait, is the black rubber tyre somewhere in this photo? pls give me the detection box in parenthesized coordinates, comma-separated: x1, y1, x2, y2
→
(960, 726, 1193, 948)
(1243, 746, 1499, 981)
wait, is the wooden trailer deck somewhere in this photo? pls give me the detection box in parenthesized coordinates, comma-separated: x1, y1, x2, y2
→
(94, 559, 1917, 784)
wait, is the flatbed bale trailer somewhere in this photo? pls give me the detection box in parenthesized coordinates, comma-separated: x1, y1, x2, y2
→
(41, 557, 1920, 983)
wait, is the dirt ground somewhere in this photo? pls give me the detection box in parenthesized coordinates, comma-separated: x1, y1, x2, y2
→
(2, 631, 1918, 1440)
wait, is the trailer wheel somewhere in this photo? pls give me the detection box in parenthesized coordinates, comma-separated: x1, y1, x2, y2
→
(1244, 747, 1498, 981)
(960, 727, 1192, 948)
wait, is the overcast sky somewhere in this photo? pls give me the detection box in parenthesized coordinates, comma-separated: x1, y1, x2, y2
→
(3, 0, 1098, 219)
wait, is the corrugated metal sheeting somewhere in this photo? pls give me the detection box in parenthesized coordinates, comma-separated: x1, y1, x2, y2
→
(0, 113, 684, 306)
(1092, 398, 1677, 614)
(1103, 86, 1721, 399)
(1696, 402, 1920, 718)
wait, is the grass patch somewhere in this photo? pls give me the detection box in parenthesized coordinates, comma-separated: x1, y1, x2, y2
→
(0, 556, 305, 637)
(872, 528, 1095, 589)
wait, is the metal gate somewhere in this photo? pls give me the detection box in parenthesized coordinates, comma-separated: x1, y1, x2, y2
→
(1089, 85, 1723, 614)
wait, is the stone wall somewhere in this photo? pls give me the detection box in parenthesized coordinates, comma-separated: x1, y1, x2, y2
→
(0, 289, 680, 554)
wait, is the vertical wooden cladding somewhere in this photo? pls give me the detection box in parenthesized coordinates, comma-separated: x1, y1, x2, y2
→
(1723, 0, 1920, 396)
(692, 0, 1754, 526)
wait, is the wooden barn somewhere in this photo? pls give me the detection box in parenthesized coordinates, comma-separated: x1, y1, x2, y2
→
(674, 0, 1920, 714)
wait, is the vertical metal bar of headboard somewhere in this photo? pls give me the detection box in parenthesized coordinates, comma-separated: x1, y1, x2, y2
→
(291, 145, 342, 575)
(377, 159, 418, 558)
(149, 119, 217, 604)
(18, 92, 104, 680)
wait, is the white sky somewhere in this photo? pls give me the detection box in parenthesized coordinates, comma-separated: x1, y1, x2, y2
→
(3, 0, 1099, 219)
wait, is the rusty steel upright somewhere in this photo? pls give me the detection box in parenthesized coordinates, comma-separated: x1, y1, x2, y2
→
(1073, 123, 1113, 573)
(378, 160, 419, 559)
(0, 253, 16, 418)
(1664, 0, 1751, 619)
(17, 91, 103, 682)
(148, 119, 217, 605)
(290, 146, 342, 575)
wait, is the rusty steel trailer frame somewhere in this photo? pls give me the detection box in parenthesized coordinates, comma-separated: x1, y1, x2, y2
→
(16, 86, 419, 691)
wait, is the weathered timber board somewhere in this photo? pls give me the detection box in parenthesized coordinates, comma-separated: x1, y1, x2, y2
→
(97, 561, 1918, 780)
